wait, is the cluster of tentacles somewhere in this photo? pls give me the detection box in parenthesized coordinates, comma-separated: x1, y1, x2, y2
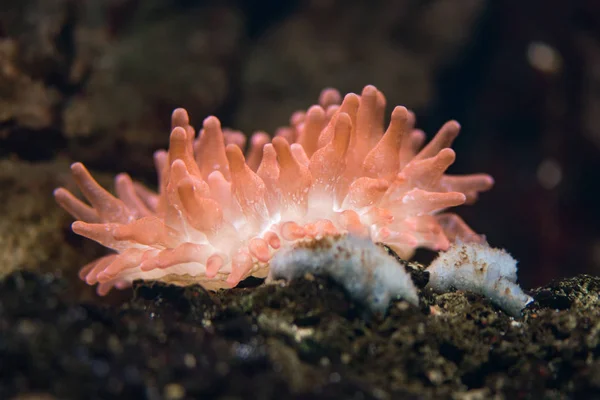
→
(54, 85, 494, 294)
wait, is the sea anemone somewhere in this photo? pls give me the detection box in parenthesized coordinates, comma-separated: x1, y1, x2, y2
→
(54, 85, 494, 295)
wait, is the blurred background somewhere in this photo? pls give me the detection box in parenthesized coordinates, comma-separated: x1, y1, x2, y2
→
(1, 0, 599, 288)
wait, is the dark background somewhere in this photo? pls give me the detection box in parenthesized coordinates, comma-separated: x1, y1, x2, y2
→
(1, 0, 599, 288)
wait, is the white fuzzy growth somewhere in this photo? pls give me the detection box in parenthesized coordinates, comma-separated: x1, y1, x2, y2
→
(268, 235, 419, 313)
(426, 242, 533, 317)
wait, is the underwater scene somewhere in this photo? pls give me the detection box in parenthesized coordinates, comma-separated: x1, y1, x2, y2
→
(1, 1, 600, 399)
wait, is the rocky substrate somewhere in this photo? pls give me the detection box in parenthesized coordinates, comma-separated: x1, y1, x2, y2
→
(1, 268, 599, 399)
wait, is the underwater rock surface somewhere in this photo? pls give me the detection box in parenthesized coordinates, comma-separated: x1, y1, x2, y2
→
(2, 270, 600, 399)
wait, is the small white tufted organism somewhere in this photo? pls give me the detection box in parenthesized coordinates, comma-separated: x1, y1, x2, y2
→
(268, 234, 419, 313)
(426, 242, 533, 317)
